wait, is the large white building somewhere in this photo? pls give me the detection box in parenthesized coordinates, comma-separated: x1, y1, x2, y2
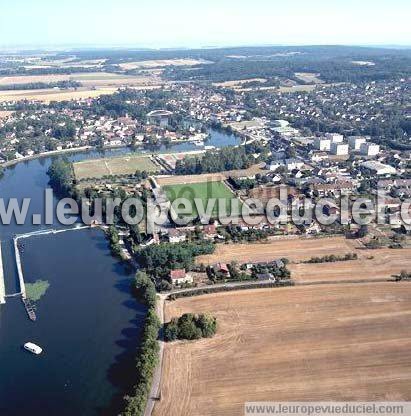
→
(348, 136, 367, 150)
(360, 142, 380, 156)
(314, 137, 331, 151)
(330, 142, 349, 156)
(325, 133, 344, 143)
(272, 120, 290, 128)
(361, 161, 396, 175)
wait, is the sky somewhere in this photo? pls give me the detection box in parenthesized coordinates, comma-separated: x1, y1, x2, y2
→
(0, 0, 410, 49)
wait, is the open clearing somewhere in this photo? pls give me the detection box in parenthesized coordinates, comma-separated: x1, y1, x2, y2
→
(118, 58, 211, 70)
(0, 87, 117, 103)
(154, 283, 411, 416)
(73, 154, 159, 179)
(196, 236, 411, 283)
(163, 181, 240, 216)
(213, 78, 268, 88)
(294, 72, 325, 84)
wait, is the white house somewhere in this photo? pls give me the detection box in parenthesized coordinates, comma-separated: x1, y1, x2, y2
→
(169, 269, 193, 285)
(285, 158, 304, 171)
(167, 229, 187, 244)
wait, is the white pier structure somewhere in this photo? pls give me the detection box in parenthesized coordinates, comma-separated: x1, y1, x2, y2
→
(0, 242, 5, 304)
(8, 226, 91, 303)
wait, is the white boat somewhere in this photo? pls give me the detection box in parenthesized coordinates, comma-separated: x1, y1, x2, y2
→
(24, 342, 43, 355)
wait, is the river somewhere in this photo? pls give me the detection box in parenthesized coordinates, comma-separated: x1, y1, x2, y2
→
(0, 128, 239, 415)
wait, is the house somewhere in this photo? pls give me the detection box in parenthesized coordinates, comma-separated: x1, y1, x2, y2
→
(214, 263, 231, 277)
(266, 160, 283, 171)
(169, 269, 193, 285)
(305, 221, 322, 235)
(285, 158, 304, 171)
(167, 229, 187, 243)
(203, 223, 217, 237)
(309, 181, 356, 196)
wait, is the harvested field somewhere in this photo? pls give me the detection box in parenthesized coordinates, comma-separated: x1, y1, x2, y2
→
(197, 236, 411, 283)
(197, 236, 360, 265)
(290, 247, 411, 283)
(0, 72, 162, 102)
(154, 283, 411, 416)
(0, 87, 117, 103)
(213, 78, 267, 88)
(73, 154, 159, 179)
(0, 72, 159, 86)
(279, 84, 318, 93)
(294, 72, 325, 84)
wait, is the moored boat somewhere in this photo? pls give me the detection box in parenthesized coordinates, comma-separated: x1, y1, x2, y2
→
(24, 342, 42, 355)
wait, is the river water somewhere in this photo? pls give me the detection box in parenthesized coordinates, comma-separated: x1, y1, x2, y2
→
(0, 129, 239, 415)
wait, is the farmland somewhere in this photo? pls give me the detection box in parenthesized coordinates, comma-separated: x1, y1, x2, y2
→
(0, 87, 117, 103)
(196, 236, 411, 283)
(0, 72, 162, 102)
(153, 283, 411, 416)
(0, 72, 161, 87)
(197, 237, 411, 283)
(118, 58, 211, 70)
(163, 181, 240, 217)
(196, 236, 361, 265)
(73, 154, 159, 180)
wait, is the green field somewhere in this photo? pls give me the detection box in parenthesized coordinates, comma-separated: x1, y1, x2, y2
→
(163, 181, 241, 217)
(73, 154, 159, 180)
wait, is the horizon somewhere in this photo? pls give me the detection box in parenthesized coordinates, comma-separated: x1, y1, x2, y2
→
(0, 0, 410, 49)
(0, 43, 410, 54)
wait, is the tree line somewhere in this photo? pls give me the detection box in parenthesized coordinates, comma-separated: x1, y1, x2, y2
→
(123, 272, 160, 416)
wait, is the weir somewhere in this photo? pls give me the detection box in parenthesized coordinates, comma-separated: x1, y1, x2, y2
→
(0, 242, 5, 304)
(13, 236, 26, 299)
(11, 226, 91, 304)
